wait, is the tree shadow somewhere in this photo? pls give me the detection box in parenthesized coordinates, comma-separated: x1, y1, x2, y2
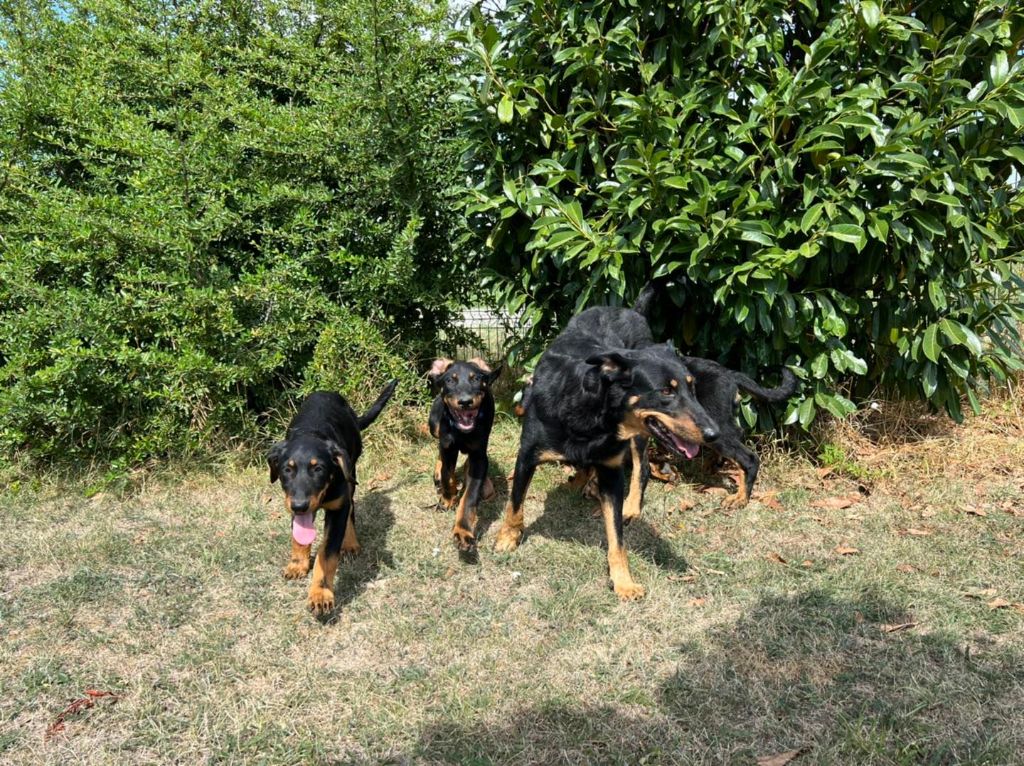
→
(399, 704, 691, 765)
(377, 588, 1023, 764)
(522, 481, 689, 573)
(657, 588, 1024, 763)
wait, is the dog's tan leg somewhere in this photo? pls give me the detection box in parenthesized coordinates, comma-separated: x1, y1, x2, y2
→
(284, 537, 311, 579)
(597, 467, 645, 600)
(622, 439, 643, 523)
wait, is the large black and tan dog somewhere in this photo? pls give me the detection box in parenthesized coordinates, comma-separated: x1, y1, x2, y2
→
(516, 288, 798, 512)
(268, 382, 397, 615)
(427, 357, 502, 555)
(493, 305, 719, 600)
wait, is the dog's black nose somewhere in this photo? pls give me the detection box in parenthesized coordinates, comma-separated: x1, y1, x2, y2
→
(702, 427, 719, 443)
(291, 500, 310, 513)
(458, 398, 474, 408)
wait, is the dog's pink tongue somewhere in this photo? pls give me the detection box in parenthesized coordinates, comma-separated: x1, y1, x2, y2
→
(672, 434, 700, 459)
(292, 511, 316, 545)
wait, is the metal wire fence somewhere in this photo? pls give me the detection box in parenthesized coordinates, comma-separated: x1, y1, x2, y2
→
(436, 308, 527, 398)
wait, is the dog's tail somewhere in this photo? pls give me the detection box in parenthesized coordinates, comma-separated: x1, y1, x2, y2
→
(734, 367, 799, 403)
(513, 375, 535, 417)
(358, 379, 399, 430)
(632, 281, 658, 318)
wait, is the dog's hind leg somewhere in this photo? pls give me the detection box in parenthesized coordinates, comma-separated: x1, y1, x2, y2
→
(596, 465, 645, 600)
(494, 443, 537, 552)
(713, 436, 759, 509)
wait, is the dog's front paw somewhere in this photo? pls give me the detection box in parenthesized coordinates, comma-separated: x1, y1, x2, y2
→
(611, 580, 646, 601)
(452, 525, 477, 552)
(283, 559, 310, 579)
(307, 586, 335, 615)
(493, 525, 523, 552)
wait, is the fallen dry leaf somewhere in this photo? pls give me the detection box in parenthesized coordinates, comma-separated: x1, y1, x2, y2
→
(667, 573, 697, 583)
(816, 466, 835, 480)
(810, 495, 860, 510)
(964, 506, 988, 517)
(366, 472, 391, 490)
(755, 491, 783, 510)
(881, 622, 918, 633)
(896, 564, 917, 574)
(46, 690, 119, 739)
(963, 587, 998, 600)
(801, 559, 814, 568)
(999, 501, 1023, 517)
(902, 528, 933, 537)
(678, 498, 697, 512)
(767, 552, 788, 564)
(834, 545, 860, 555)
(687, 597, 707, 607)
(988, 597, 1011, 610)
(757, 747, 807, 766)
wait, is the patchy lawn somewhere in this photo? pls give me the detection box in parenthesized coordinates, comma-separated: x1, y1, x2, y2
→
(2, 401, 1023, 765)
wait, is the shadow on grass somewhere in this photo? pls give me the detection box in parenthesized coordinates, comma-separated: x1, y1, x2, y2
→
(523, 483, 689, 573)
(390, 588, 1023, 765)
(657, 587, 1024, 764)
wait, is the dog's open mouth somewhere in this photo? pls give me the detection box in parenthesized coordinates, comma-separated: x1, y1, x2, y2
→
(292, 511, 317, 545)
(645, 416, 700, 459)
(449, 407, 479, 432)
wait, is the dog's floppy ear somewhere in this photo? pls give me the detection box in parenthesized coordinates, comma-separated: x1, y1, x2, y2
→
(427, 358, 454, 391)
(484, 363, 503, 385)
(267, 441, 286, 484)
(327, 441, 355, 487)
(583, 352, 634, 393)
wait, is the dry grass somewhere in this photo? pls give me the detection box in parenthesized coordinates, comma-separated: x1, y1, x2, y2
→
(2, 399, 1024, 765)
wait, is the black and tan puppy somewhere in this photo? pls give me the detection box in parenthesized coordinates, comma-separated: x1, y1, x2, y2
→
(493, 307, 719, 600)
(427, 357, 502, 554)
(268, 381, 397, 615)
(679, 356, 797, 507)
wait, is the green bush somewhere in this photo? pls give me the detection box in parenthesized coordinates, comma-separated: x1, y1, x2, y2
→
(0, 0, 462, 464)
(303, 310, 412, 412)
(458, 0, 1024, 425)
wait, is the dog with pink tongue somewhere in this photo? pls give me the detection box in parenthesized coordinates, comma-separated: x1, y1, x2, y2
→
(268, 381, 397, 616)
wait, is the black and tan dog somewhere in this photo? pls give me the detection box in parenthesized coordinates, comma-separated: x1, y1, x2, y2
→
(675, 356, 797, 507)
(427, 357, 502, 555)
(268, 382, 397, 615)
(515, 288, 797, 512)
(494, 306, 719, 600)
